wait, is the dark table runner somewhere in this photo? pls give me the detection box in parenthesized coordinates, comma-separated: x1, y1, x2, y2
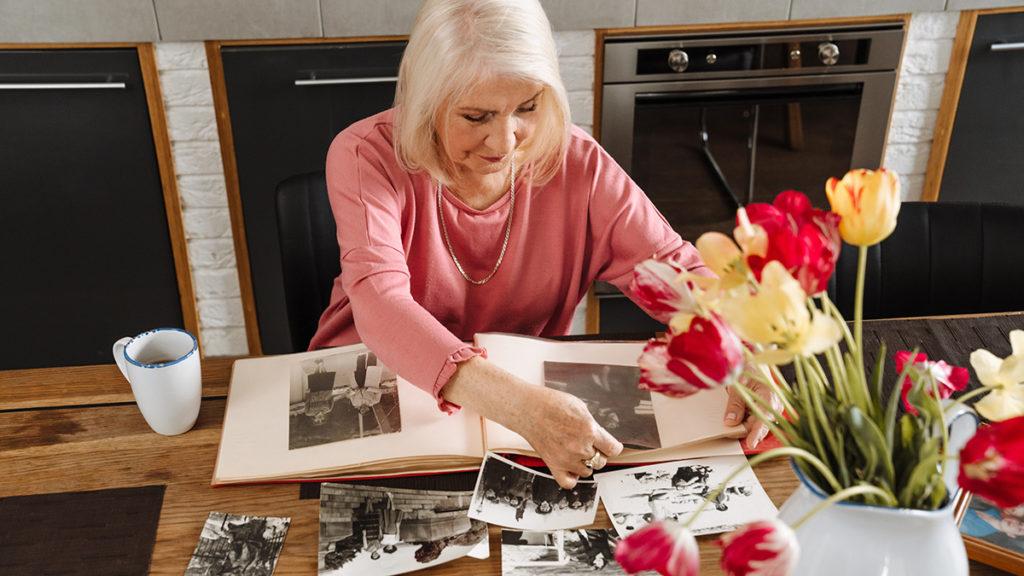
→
(0, 485, 165, 576)
(858, 313, 1024, 408)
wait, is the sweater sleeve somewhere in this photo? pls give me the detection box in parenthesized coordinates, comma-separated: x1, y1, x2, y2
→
(327, 133, 481, 413)
(581, 131, 713, 313)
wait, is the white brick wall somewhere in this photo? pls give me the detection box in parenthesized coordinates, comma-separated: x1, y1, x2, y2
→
(886, 12, 959, 201)
(155, 42, 249, 356)
(156, 23, 953, 350)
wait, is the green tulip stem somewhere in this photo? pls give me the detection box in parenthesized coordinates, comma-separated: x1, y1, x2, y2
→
(820, 292, 855, 350)
(746, 363, 798, 418)
(943, 387, 992, 413)
(854, 244, 869, 393)
(931, 379, 950, 461)
(791, 484, 899, 530)
(682, 446, 844, 529)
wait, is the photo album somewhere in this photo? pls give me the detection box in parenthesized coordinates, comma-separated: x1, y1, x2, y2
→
(212, 333, 746, 486)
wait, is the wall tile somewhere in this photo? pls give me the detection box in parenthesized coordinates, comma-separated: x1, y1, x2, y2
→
(636, 0, 790, 26)
(154, 0, 322, 41)
(0, 0, 158, 42)
(790, 0, 945, 20)
(321, 0, 420, 37)
(946, 0, 1024, 9)
(540, 0, 636, 30)
(555, 31, 596, 58)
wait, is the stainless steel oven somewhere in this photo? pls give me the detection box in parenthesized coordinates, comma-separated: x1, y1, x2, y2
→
(600, 24, 904, 242)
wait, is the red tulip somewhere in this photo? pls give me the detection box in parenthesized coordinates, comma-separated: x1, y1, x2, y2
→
(615, 520, 700, 576)
(895, 351, 970, 416)
(743, 190, 841, 295)
(638, 314, 745, 398)
(717, 519, 799, 576)
(631, 258, 697, 323)
(959, 416, 1024, 508)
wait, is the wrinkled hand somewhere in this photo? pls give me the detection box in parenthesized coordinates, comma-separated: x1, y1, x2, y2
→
(724, 379, 782, 449)
(518, 387, 624, 489)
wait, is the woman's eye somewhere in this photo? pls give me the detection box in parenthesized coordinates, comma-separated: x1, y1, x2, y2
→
(517, 103, 537, 113)
(463, 113, 487, 123)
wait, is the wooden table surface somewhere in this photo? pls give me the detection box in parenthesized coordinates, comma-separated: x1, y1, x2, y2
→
(0, 326, 1015, 575)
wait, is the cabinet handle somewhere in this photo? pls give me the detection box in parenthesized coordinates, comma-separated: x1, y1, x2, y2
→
(294, 76, 398, 86)
(991, 42, 1024, 52)
(0, 81, 126, 90)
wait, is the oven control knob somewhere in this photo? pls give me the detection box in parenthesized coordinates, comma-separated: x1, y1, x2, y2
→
(706, 52, 718, 65)
(789, 48, 802, 62)
(668, 49, 689, 72)
(818, 42, 840, 66)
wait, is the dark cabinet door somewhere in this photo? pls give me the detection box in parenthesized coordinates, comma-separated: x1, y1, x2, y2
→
(221, 42, 405, 354)
(0, 48, 183, 370)
(940, 12, 1024, 204)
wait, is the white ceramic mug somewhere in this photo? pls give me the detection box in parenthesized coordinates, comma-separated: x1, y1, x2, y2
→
(113, 327, 201, 435)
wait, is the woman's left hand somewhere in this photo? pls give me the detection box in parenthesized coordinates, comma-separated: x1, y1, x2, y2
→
(723, 379, 781, 449)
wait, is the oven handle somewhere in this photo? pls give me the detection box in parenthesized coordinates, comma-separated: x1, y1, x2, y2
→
(991, 42, 1024, 52)
(635, 82, 861, 105)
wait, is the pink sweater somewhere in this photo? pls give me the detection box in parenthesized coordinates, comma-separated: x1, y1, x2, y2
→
(309, 109, 708, 411)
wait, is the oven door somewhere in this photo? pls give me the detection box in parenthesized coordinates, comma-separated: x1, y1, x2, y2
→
(601, 72, 895, 242)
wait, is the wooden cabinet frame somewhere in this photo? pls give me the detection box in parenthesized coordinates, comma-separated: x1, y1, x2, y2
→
(0, 43, 200, 386)
(923, 6, 1024, 202)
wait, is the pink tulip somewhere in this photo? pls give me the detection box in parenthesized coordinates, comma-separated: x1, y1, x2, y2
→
(717, 519, 799, 576)
(959, 416, 1024, 508)
(894, 351, 970, 416)
(638, 314, 745, 398)
(615, 520, 700, 576)
(630, 258, 697, 323)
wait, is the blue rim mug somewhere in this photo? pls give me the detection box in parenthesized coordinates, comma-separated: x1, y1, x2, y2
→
(112, 327, 201, 435)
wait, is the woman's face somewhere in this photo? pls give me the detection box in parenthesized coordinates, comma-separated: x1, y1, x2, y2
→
(437, 75, 545, 181)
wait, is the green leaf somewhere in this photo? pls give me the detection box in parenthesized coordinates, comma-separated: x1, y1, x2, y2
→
(885, 347, 920, 452)
(870, 340, 887, 425)
(844, 406, 896, 488)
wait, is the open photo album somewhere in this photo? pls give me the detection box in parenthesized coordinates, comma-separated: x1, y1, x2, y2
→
(212, 333, 745, 486)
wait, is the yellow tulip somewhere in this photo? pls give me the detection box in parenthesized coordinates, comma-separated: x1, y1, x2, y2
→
(717, 261, 841, 365)
(825, 168, 902, 247)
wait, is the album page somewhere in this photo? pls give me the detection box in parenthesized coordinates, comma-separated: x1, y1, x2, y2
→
(475, 333, 745, 461)
(213, 344, 485, 485)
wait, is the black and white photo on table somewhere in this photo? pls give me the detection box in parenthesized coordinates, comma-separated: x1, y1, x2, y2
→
(501, 529, 627, 575)
(469, 452, 598, 530)
(543, 361, 660, 450)
(288, 349, 401, 449)
(184, 512, 290, 576)
(595, 455, 778, 537)
(319, 483, 488, 576)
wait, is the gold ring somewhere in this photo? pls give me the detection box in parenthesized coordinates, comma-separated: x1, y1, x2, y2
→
(583, 451, 601, 469)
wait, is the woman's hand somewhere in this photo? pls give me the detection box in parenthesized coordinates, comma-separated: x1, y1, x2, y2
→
(441, 356, 623, 489)
(723, 379, 782, 449)
(515, 386, 624, 489)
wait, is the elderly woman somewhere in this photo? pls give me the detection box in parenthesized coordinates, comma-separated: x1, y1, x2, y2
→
(310, 0, 769, 488)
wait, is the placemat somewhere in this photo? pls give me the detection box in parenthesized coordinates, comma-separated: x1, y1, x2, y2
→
(0, 485, 165, 576)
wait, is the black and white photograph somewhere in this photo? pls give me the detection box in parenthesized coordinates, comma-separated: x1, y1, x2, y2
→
(288, 349, 401, 450)
(318, 483, 489, 576)
(543, 362, 660, 450)
(469, 452, 598, 531)
(184, 512, 290, 576)
(501, 529, 627, 574)
(595, 455, 778, 537)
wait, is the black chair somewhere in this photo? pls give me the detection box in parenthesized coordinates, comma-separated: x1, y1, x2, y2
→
(275, 171, 339, 353)
(828, 201, 1024, 320)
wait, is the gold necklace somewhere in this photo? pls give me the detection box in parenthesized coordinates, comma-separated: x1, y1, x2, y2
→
(436, 158, 516, 285)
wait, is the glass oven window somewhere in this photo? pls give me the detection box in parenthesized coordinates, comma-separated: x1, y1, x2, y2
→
(631, 83, 861, 242)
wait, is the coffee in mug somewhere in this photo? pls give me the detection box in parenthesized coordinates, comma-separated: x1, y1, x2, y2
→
(113, 328, 201, 435)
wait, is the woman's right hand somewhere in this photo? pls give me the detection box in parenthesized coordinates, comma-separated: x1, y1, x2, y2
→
(515, 386, 624, 489)
(441, 356, 623, 489)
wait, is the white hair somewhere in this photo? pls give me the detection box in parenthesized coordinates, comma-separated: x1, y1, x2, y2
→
(393, 0, 572, 186)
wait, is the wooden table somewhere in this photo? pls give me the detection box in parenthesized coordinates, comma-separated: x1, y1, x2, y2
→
(3, 313, 1020, 574)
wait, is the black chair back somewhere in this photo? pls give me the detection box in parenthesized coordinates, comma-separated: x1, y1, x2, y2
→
(275, 171, 339, 352)
(828, 201, 1024, 319)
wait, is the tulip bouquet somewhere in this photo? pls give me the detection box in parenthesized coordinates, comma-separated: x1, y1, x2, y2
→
(616, 169, 1024, 575)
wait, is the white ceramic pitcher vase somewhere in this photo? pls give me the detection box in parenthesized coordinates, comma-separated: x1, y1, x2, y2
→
(776, 405, 978, 576)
